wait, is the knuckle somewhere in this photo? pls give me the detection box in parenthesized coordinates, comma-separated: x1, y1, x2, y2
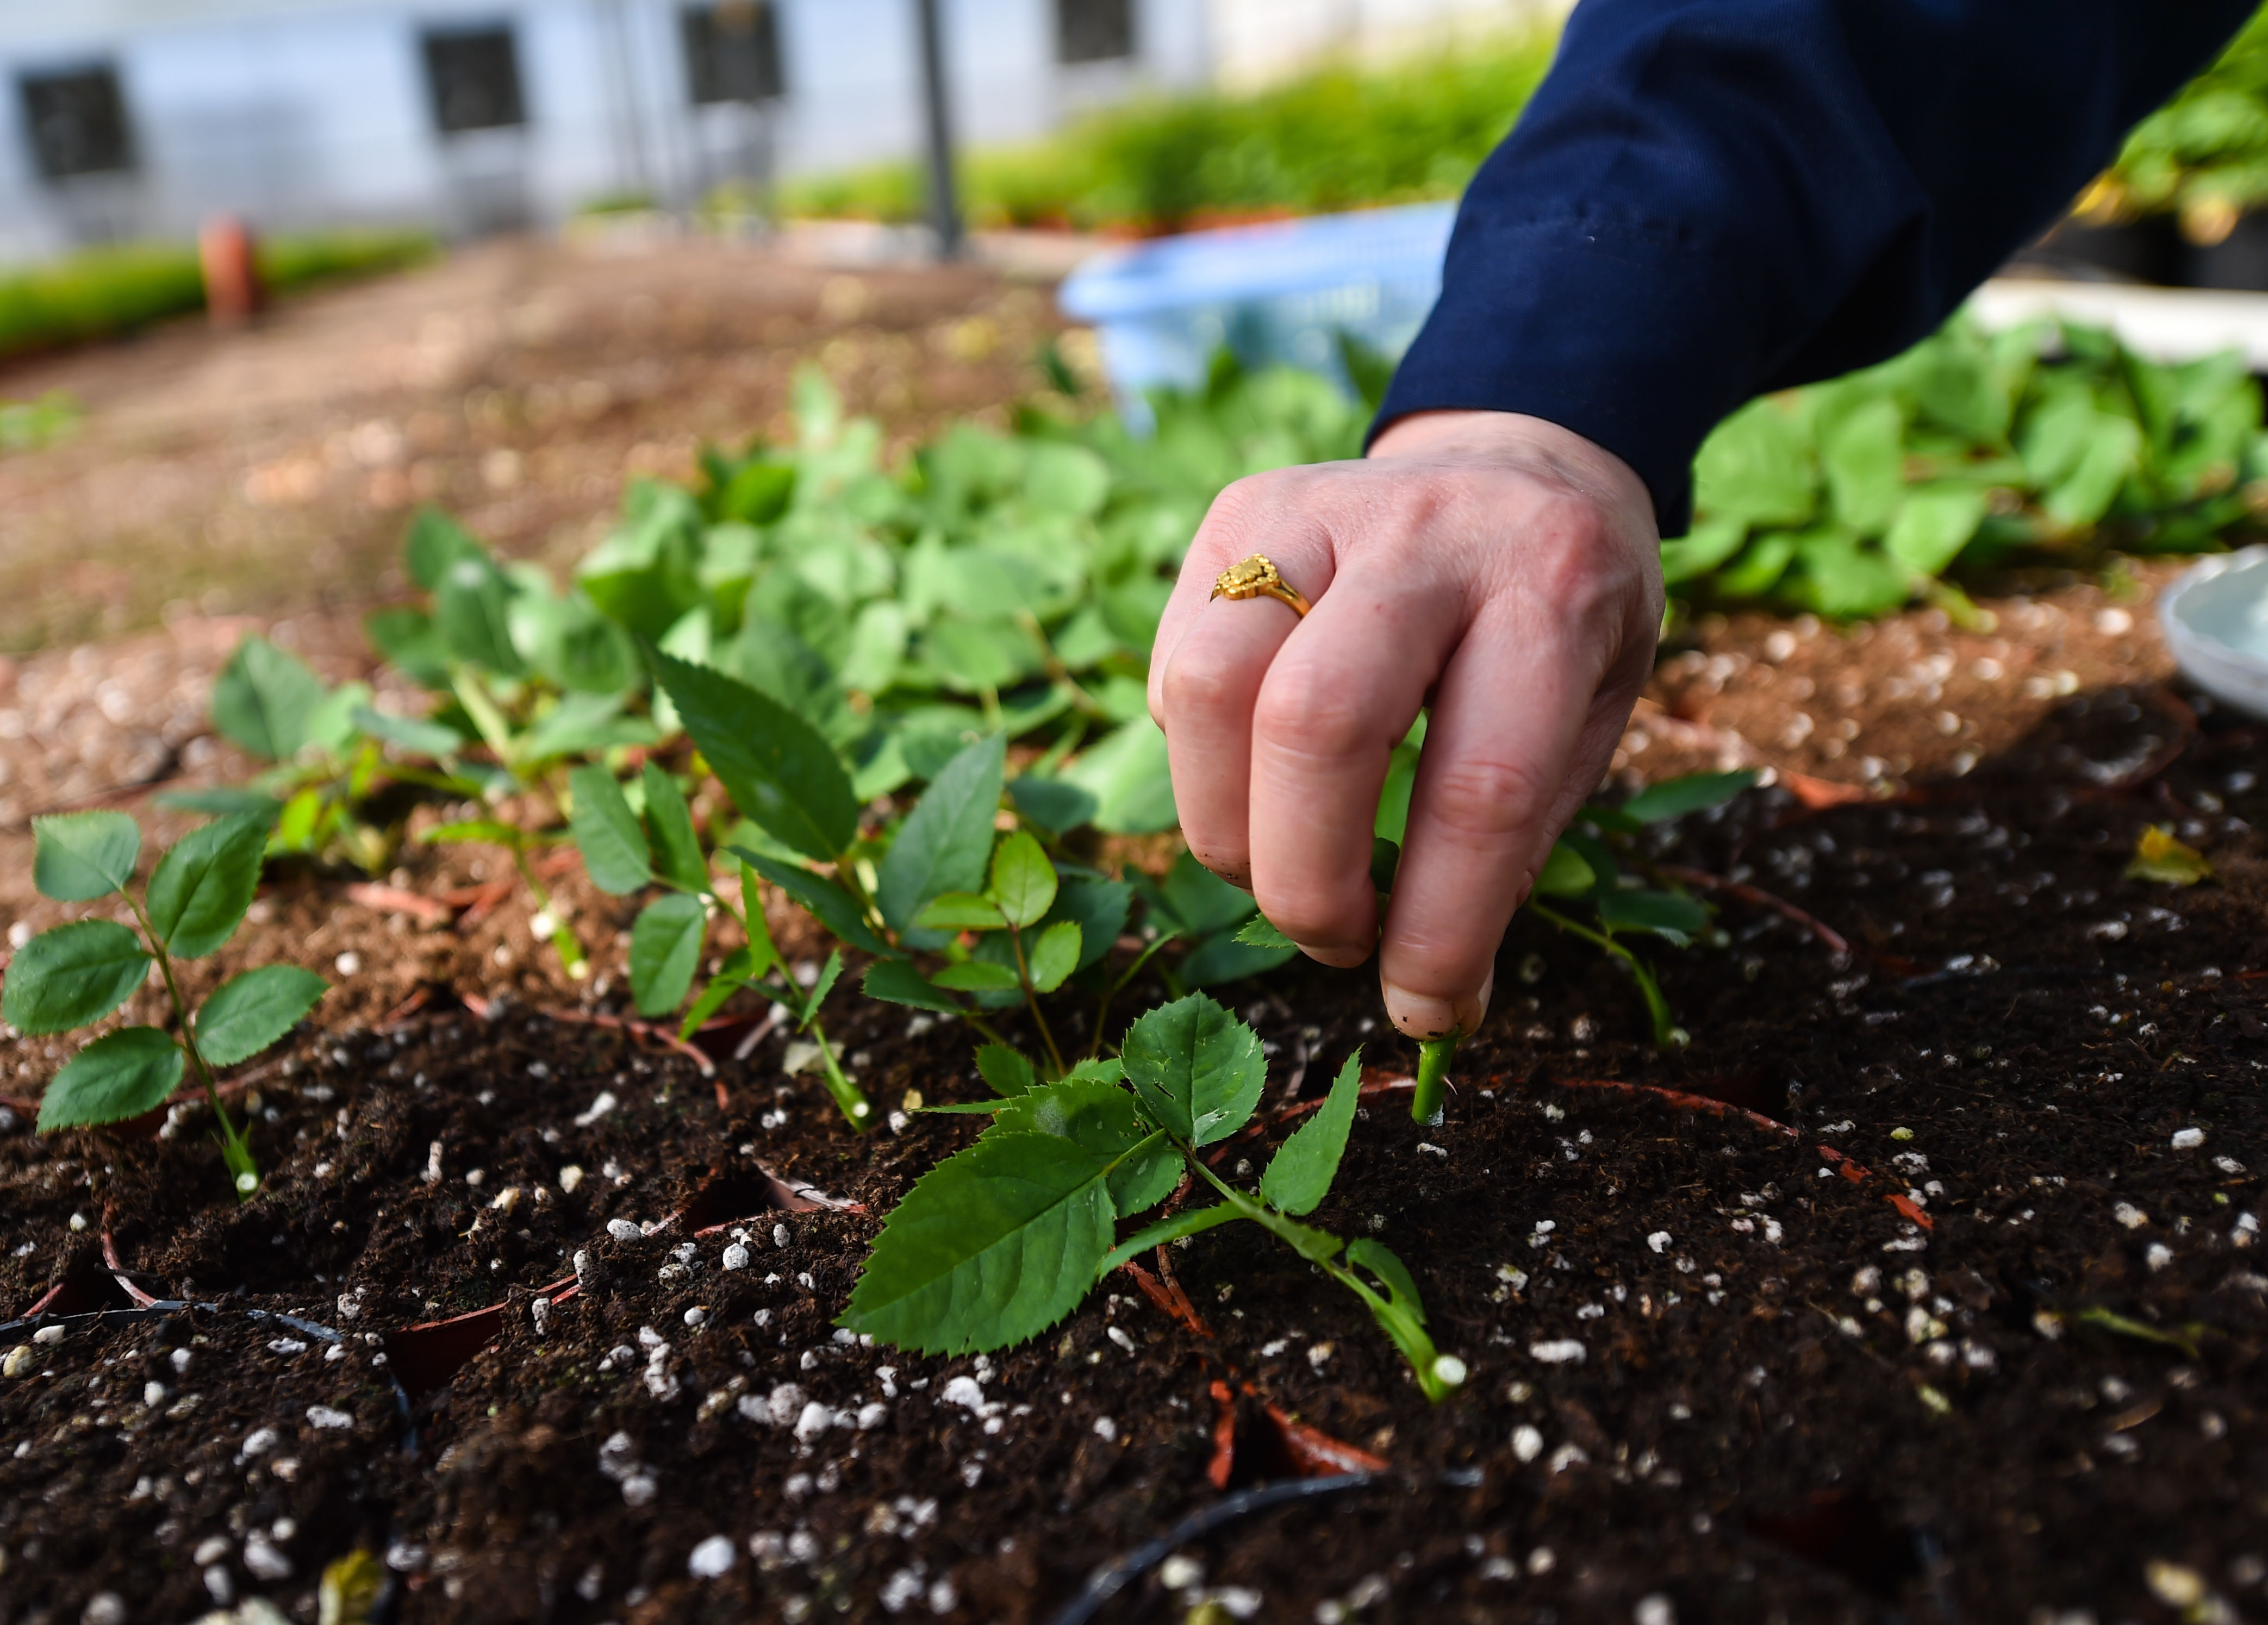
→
(1159, 640, 1255, 717)
(1419, 753, 1555, 840)
(1251, 664, 1376, 761)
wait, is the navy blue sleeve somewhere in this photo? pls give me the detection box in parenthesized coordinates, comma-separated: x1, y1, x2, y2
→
(1375, 0, 2257, 533)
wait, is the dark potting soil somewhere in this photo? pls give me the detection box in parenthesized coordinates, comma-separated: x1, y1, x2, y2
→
(2, 677, 2265, 1625)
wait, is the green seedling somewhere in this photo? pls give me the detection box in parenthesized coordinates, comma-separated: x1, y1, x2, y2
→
(570, 756, 873, 1129)
(8, 811, 327, 1199)
(840, 993, 1466, 1400)
(418, 815, 590, 982)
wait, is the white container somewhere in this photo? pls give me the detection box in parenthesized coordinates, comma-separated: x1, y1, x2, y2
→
(2158, 545, 2268, 719)
(1057, 202, 1455, 427)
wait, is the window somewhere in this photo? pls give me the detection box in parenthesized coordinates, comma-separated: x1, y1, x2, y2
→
(683, 1, 784, 104)
(1056, 0, 1133, 63)
(422, 26, 526, 134)
(18, 65, 135, 180)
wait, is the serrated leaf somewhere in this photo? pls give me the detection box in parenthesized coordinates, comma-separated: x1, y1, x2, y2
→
(1235, 914, 1294, 950)
(1120, 992, 1266, 1147)
(2, 920, 150, 1035)
(1025, 920, 1082, 993)
(32, 811, 141, 902)
(211, 636, 329, 761)
(1531, 840, 1594, 898)
(976, 1043, 1037, 1097)
(1098, 1203, 1243, 1277)
(863, 959, 964, 1015)
(989, 830, 1057, 928)
(568, 765, 653, 895)
(145, 815, 267, 959)
(435, 557, 527, 678)
(630, 892, 706, 1017)
(1621, 770, 1760, 824)
(877, 733, 1006, 932)
(734, 850, 898, 958)
(195, 965, 328, 1067)
(990, 1077, 1177, 1216)
(641, 762, 709, 894)
(1260, 1048, 1362, 1216)
(838, 1132, 1120, 1354)
(914, 891, 1007, 932)
(36, 1027, 183, 1132)
(651, 648, 857, 862)
(932, 960, 1021, 993)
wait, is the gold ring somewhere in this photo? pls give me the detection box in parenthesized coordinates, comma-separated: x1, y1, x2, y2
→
(1209, 554, 1311, 618)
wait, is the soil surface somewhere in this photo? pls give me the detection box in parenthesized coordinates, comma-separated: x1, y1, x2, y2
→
(4, 592, 2264, 1623)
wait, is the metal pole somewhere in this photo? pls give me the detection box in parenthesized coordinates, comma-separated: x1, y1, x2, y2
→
(913, 0, 963, 259)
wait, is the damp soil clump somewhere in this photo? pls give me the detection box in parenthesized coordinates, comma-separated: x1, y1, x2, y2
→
(0, 676, 2263, 1623)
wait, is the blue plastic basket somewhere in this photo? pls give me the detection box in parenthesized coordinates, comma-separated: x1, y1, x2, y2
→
(1057, 202, 1456, 428)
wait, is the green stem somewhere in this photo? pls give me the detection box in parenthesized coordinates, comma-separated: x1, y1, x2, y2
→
(1525, 901, 1679, 1048)
(1004, 923, 1068, 1078)
(128, 896, 257, 1199)
(1411, 1030, 1460, 1126)
(805, 1018, 873, 1129)
(512, 848, 587, 980)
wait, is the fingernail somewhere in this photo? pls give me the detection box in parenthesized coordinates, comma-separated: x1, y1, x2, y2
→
(1382, 968, 1493, 1040)
(1294, 940, 1371, 970)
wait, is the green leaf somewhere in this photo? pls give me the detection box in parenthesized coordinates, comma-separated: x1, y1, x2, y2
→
(2, 921, 150, 1035)
(913, 891, 1007, 932)
(641, 762, 710, 894)
(195, 965, 328, 1067)
(976, 1043, 1037, 1097)
(1098, 1203, 1242, 1277)
(1658, 517, 1751, 586)
(1234, 914, 1295, 950)
(877, 733, 1006, 932)
(365, 607, 451, 690)
(800, 949, 844, 1029)
(350, 704, 466, 759)
(1795, 528, 1911, 619)
(421, 818, 526, 847)
(155, 788, 285, 822)
(2045, 414, 2142, 528)
(1531, 840, 1595, 898)
(1621, 770, 1759, 824)
(36, 1027, 183, 1132)
(435, 556, 527, 678)
(1692, 397, 1816, 527)
(838, 1132, 1119, 1354)
(2125, 823, 2213, 886)
(1180, 930, 1299, 986)
(988, 830, 1058, 928)
(1820, 396, 1906, 534)
(862, 960, 965, 1015)
(1006, 776, 1099, 835)
(1062, 718, 1177, 835)
(630, 893, 707, 1017)
(678, 947, 767, 1040)
(1025, 920, 1082, 993)
(1341, 1235, 1444, 1393)
(735, 850, 898, 958)
(1046, 877, 1131, 975)
(1883, 485, 1990, 578)
(1120, 992, 1266, 1147)
(1260, 1049, 1363, 1216)
(932, 960, 1022, 993)
(144, 815, 267, 959)
(32, 812, 140, 902)
(1154, 849, 1254, 936)
(651, 648, 858, 863)
(404, 506, 484, 591)
(567, 765, 653, 895)
(1597, 886, 1710, 945)
(210, 636, 329, 761)
(1345, 1236, 1428, 1327)
(990, 1077, 1178, 1215)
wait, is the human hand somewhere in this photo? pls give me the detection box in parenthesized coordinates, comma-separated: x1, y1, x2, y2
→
(1147, 409, 1663, 1040)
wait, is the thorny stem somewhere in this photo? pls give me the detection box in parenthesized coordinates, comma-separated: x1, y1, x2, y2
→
(1410, 1030, 1460, 1126)
(1004, 923, 1069, 1079)
(126, 895, 258, 1199)
(1525, 901, 1681, 1049)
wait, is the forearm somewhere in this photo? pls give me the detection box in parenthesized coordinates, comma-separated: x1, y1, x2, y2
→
(1378, 0, 2256, 533)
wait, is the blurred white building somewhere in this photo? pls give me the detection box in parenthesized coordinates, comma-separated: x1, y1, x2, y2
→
(0, 0, 1548, 258)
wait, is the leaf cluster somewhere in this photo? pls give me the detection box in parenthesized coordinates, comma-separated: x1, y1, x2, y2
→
(1665, 317, 2267, 619)
(839, 993, 1462, 1399)
(9, 812, 325, 1196)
